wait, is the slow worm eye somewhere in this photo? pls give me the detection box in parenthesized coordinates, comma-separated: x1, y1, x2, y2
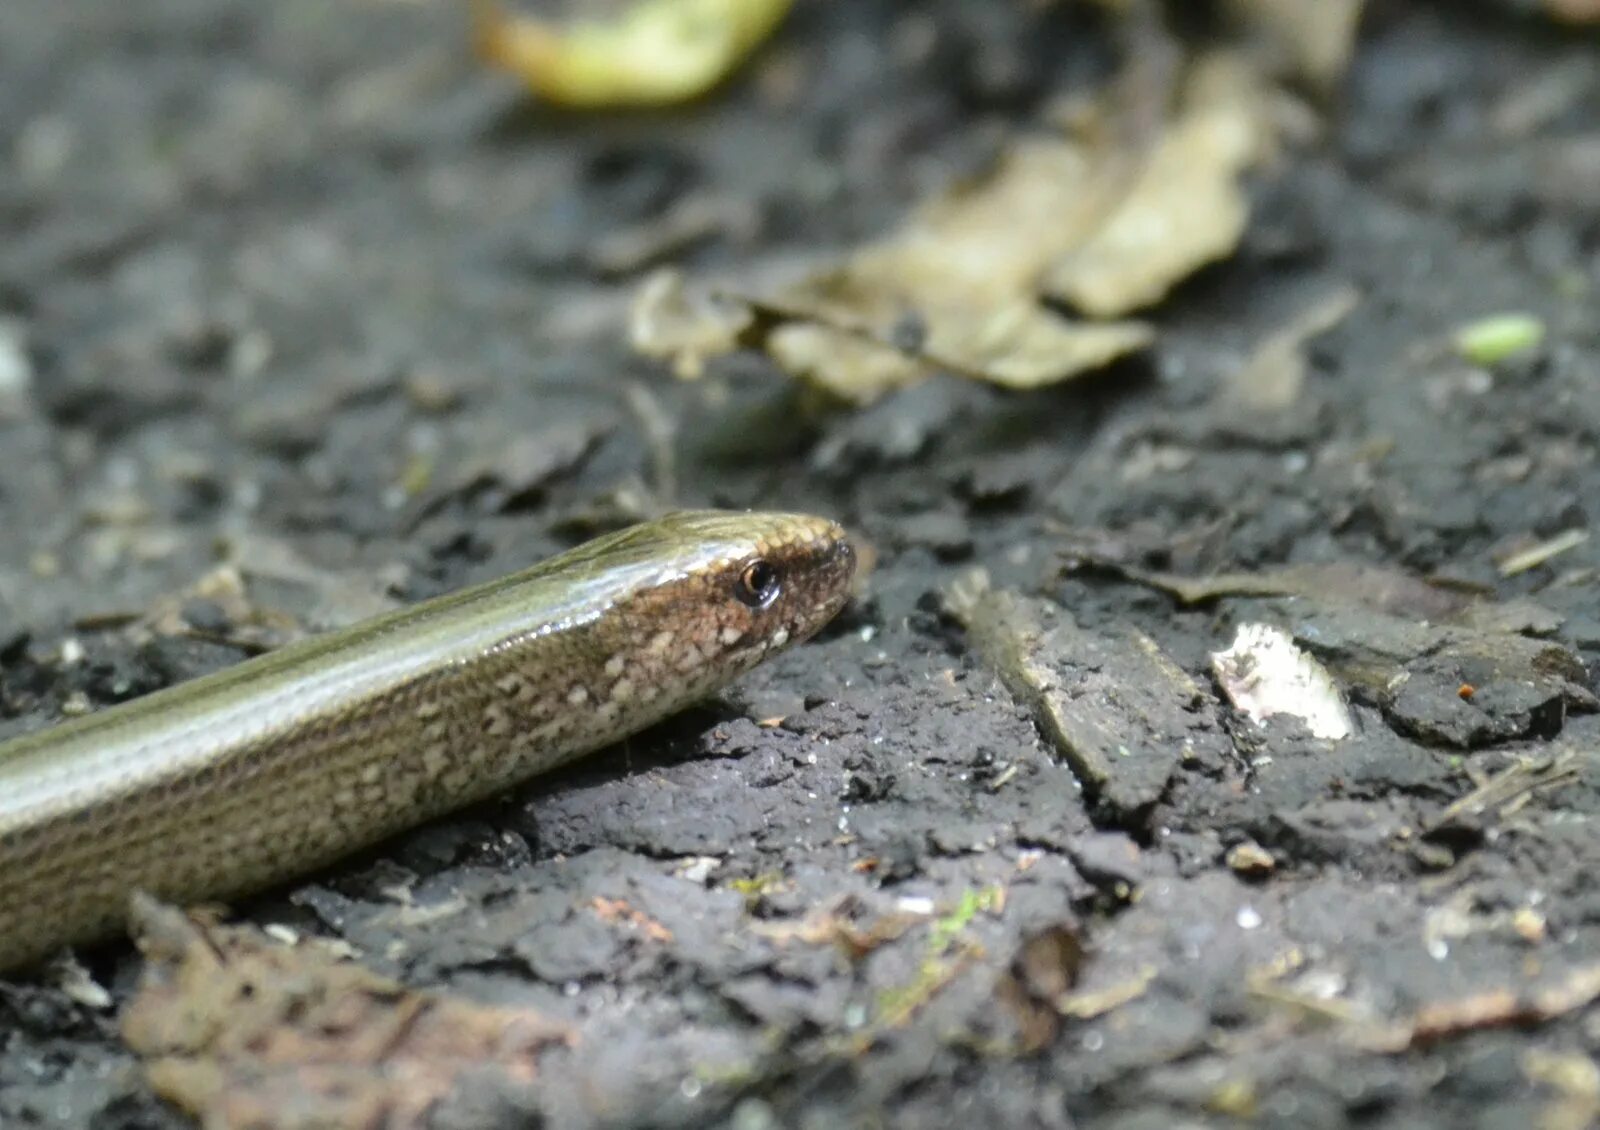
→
(735, 560, 781, 609)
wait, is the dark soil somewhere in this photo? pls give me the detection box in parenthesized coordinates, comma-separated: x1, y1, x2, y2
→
(3, 2, 1600, 1128)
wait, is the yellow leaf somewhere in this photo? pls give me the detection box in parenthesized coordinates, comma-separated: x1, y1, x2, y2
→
(473, 0, 793, 108)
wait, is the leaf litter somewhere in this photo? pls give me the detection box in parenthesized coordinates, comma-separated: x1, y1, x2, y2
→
(633, 31, 1286, 403)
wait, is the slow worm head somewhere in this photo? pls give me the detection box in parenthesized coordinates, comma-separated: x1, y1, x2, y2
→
(0, 509, 855, 973)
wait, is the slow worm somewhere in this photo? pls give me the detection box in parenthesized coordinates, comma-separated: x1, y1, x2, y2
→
(0, 510, 855, 973)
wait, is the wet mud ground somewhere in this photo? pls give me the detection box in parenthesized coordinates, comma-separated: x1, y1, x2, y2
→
(3, 2, 1600, 1128)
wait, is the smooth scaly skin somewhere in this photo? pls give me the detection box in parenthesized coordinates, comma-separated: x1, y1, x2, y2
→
(0, 510, 854, 973)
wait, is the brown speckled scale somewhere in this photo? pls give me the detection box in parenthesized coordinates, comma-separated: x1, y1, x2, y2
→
(0, 510, 855, 973)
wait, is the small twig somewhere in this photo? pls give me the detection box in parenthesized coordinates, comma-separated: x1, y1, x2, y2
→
(1423, 751, 1581, 835)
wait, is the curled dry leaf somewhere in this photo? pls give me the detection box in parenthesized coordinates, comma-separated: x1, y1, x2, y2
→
(121, 896, 573, 1130)
(633, 50, 1276, 404)
(472, 0, 794, 108)
(1044, 53, 1277, 317)
(746, 137, 1158, 400)
(765, 323, 923, 403)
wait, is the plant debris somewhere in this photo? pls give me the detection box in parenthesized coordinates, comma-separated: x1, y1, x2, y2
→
(1068, 557, 1473, 620)
(1356, 963, 1600, 1053)
(471, 0, 793, 108)
(1496, 527, 1589, 577)
(945, 570, 1231, 824)
(635, 49, 1279, 403)
(1422, 749, 1582, 837)
(119, 896, 573, 1130)
(995, 924, 1087, 1053)
(1452, 312, 1547, 366)
(1040, 53, 1276, 318)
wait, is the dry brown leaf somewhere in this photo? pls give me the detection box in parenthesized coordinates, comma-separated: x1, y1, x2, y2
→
(1043, 53, 1276, 316)
(749, 136, 1158, 396)
(764, 323, 924, 404)
(121, 896, 572, 1130)
(995, 925, 1087, 1052)
(472, 0, 793, 108)
(748, 897, 918, 960)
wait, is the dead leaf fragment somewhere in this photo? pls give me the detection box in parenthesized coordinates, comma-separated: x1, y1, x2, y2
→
(121, 896, 572, 1130)
(765, 323, 923, 404)
(1057, 965, 1158, 1019)
(1225, 840, 1277, 876)
(472, 0, 793, 108)
(1496, 527, 1589, 577)
(1073, 556, 1473, 621)
(637, 47, 1278, 404)
(995, 925, 1086, 1052)
(1045, 54, 1275, 317)
(748, 138, 1158, 398)
(748, 895, 918, 961)
(629, 268, 754, 380)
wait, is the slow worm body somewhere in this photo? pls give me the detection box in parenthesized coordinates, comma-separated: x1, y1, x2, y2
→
(0, 510, 854, 973)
